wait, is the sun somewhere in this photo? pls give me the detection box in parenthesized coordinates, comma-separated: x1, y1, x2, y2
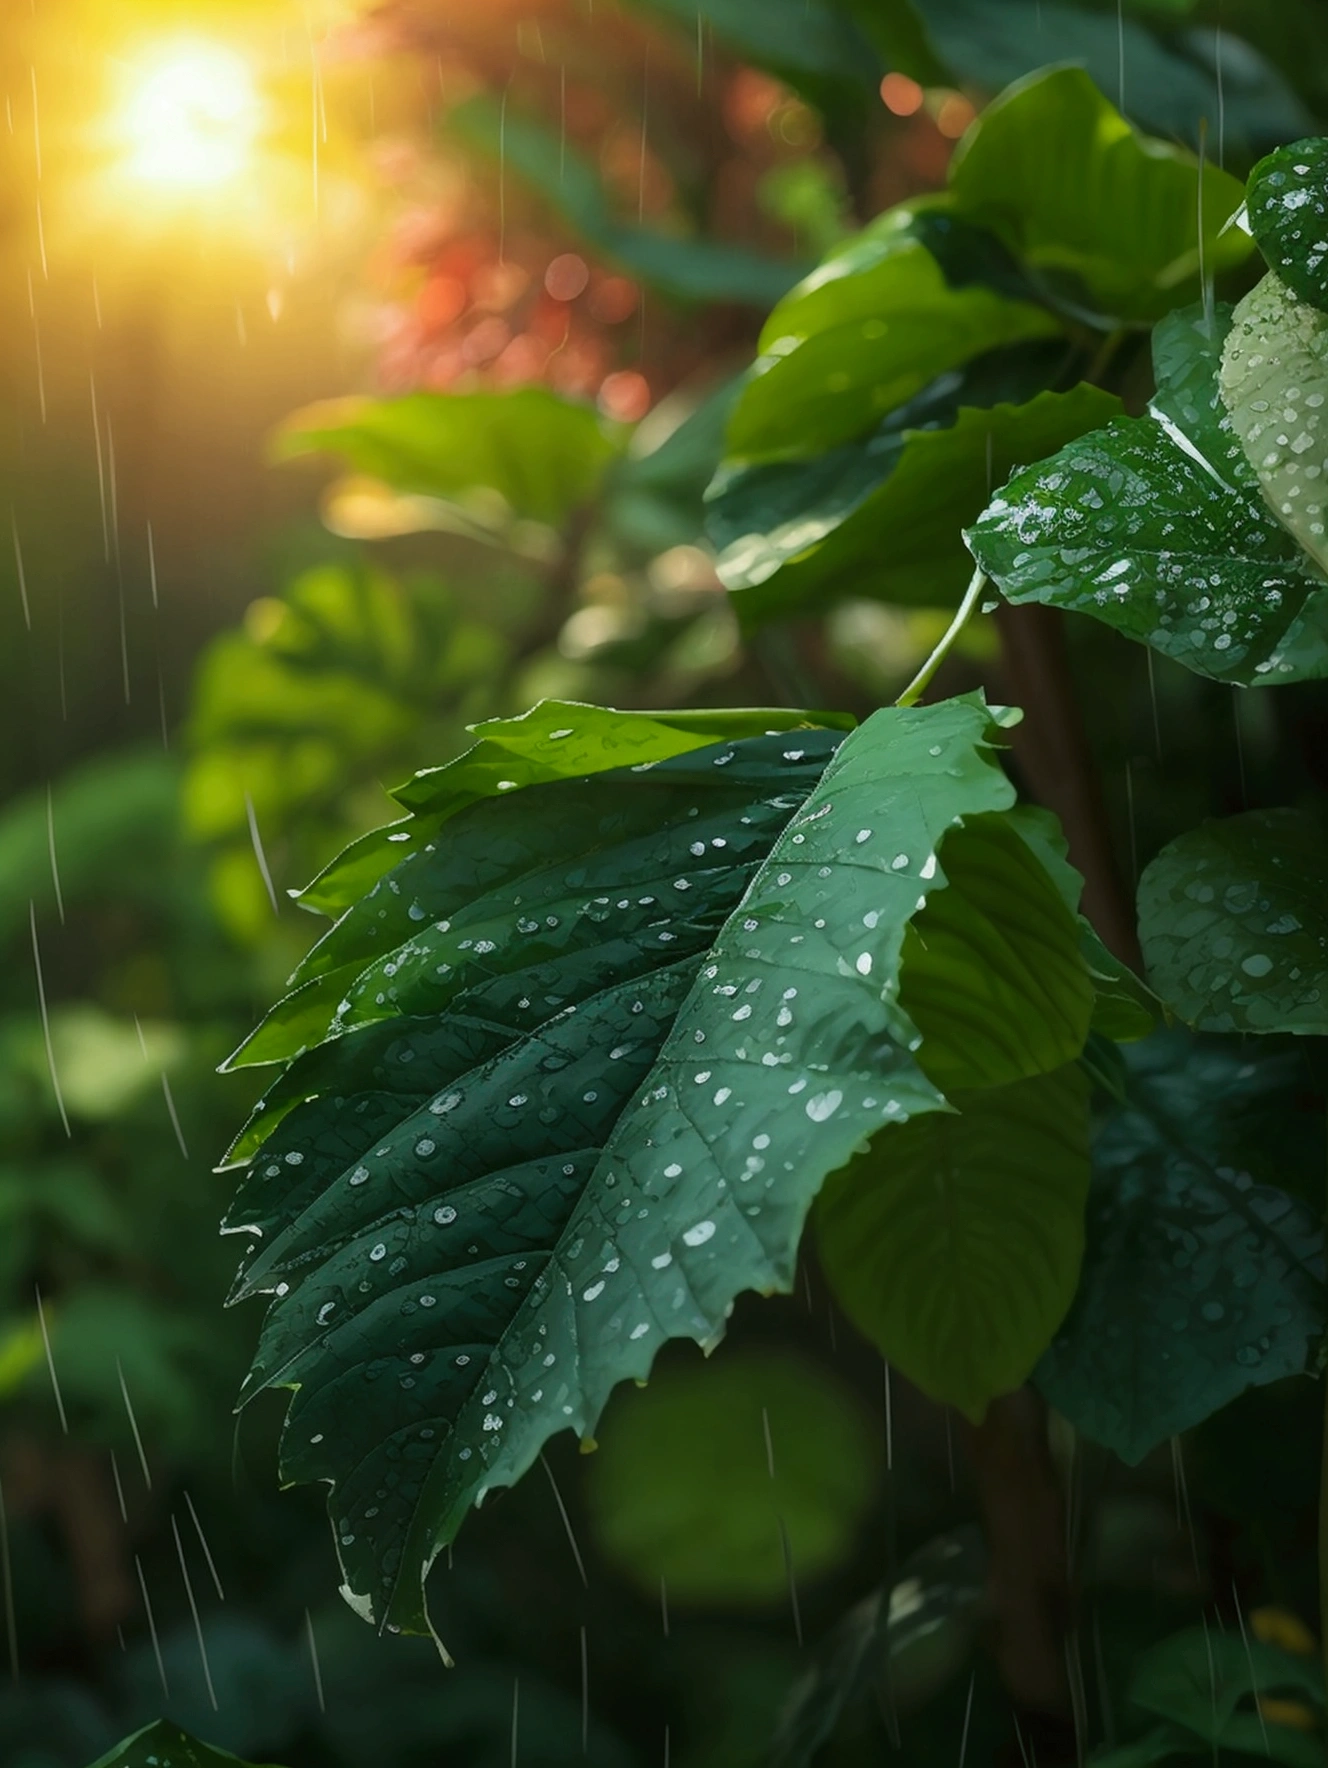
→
(119, 41, 264, 190)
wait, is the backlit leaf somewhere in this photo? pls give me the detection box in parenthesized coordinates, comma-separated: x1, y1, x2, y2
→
(1220, 271, 1328, 577)
(946, 66, 1250, 325)
(725, 208, 1059, 463)
(273, 389, 619, 527)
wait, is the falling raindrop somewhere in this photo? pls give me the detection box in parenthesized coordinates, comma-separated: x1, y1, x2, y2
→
(171, 1515, 218, 1710)
(34, 1286, 67, 1432)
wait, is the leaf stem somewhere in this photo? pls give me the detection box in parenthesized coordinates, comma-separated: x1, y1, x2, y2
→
(1084, 326, 1127, 388)
(895, 566, 988, 708)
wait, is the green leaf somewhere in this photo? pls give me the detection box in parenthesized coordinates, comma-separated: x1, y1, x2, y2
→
(85, 1720, 285, 1767)
(967, 304, 1326, 685)
(449, 96, 805, 309)
(897, 813, 1095, 1092)
(1129, 1624, 1325, 1744)
(584, 1347, 879, 1603)
(279, 696, 855, 968)
(223, 695, 1085, 1638)
(1035, 1035, 1326, 1465)
(725, 207, 1061, 463)
(905, 2, 1312, 156)
(1220, 271, 1328, 577)
(817, 1063, 1091, 1421)
(1247, 138, 1328, 314)
(273, 389, 619, 527)
(1137, 807, 1328, 1035)
(711, 356, 1121, 623)
(946, 66, 1250, 325)
(1005, 806, 1160, 1042)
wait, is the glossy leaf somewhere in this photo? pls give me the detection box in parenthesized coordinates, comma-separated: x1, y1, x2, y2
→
(967, 305, 1327, 685)
(1220, 271, 1328, 576)
(710, 360, 1120, 623)
(450, 96, 804, 309)
(946, 66, 1250, 325)
(725, 207, 1060, 463)
(1035, 1036, 1326, 1464)
(224, 696, 1086, 1638)
(273, 389, 619, 527)
(817, 1062, 1092, 1421)
(584, 1347, 879, 1602)
(1247, 138, 1328, 314)
(1138, 808, 1328, 1035)
(86, 1721, 284, 1768)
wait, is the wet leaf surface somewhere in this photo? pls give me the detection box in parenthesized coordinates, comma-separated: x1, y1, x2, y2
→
(223, 696, 1086, 1639)
(1137, 806, 1328, 1033)
(1035, 1036, 1326, 1464)
(968, 305, 1328, 683)
(1247, 137, 1328, 313)
(1220, 271, 1328, 577)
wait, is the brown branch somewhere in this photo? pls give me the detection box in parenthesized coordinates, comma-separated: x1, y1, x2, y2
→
(959, 1388, 1073, 1721)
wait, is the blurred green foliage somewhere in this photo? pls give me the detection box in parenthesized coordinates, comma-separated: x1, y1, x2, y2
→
(2, 1, 1328, 1766)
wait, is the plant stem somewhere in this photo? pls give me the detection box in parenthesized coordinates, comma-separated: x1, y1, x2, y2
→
(995, 602, 1142, 969)
(895, 567, 988, 708)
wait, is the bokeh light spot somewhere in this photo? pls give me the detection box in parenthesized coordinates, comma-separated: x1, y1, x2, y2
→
(545, 253, 591, 302)
(879, 73, 924, 117)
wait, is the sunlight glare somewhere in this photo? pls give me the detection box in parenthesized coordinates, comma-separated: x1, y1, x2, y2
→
(121, 43, 263, 189)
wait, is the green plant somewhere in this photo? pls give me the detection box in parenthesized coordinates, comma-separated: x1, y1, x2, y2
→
(70, 40, 1328, 1768)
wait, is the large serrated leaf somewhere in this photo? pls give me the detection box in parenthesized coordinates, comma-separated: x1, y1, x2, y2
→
(1137, 807, 1328, 1035)
(1220, 271, 1328, 578)
(1247, 138, 1328, 315)
(817, 1062, 1092, 1421)
(968, 304, 1327, 684)
(222, 696, 1093, 1641)
(1035, 1036, 1326, 1465)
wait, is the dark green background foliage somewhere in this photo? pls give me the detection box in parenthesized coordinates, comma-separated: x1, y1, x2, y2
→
(6, 3, 1328, 1767)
